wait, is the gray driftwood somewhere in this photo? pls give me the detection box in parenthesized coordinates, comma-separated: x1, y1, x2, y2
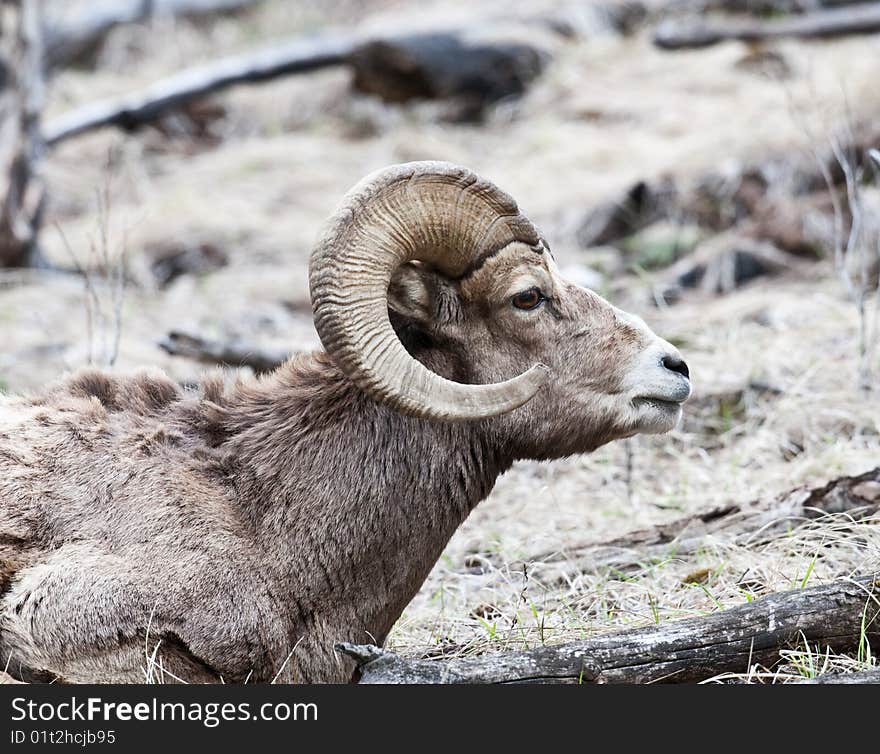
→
(44, 30, 547, 145)
(515, 466, 880, 585)
(654, 3, 880, 49)
(43, 33, 354, 146)
(803, 668, 880, 684)
(339, 573, 880, 683)
(158, 331, 289, 374)
(665, 0, 874, 14)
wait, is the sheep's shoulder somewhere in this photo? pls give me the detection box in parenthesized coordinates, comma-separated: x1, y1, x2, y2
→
(25, 366, 183, 415)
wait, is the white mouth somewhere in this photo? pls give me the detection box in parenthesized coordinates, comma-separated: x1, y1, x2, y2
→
(633, 396, 684, 412)
(614, 326, 691, 433)
(632, 395, 684, 433)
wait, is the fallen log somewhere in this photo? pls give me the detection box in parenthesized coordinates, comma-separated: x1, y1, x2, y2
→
(44, 29, 547, 144)
(43, 33, 354, 146)
(804, 668, 880, 684)
(512, 466, 880, 585)
(158, 331, 289, 374)
(654, 3, 880, 50)
(338, 573, 880, 683)
(44, 0, 264, 70)
(665, 0, 874, 15)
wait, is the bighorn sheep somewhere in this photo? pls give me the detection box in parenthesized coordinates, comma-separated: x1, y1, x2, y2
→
(0, 162, 690, 683)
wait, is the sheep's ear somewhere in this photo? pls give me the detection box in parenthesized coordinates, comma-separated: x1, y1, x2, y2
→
(388, 262, 461, 329)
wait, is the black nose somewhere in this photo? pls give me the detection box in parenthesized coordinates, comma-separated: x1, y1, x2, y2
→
(662, 355, 690, 380)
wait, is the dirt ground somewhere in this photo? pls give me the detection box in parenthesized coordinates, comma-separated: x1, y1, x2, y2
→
(3, 0, 880, 681)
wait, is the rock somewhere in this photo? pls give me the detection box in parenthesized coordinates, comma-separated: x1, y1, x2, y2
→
(348, 33, 546, 122)
(575, 177, 677, 249)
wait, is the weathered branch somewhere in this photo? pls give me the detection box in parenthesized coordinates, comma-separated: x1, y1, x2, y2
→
(158, 331, 289, 374)
(339, 573, 880, 683)
(43, 33, 354, 146)
(664, 0, 874, 15)
(516, 466, 880, 585)
(803, 668, 880, 684)
(44, 29, 548, 145)
(43, 0, 264, 70)
(654, 3, 880, 49)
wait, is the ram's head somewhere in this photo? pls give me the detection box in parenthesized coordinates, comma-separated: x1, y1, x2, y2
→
(310, 162, 690, 456)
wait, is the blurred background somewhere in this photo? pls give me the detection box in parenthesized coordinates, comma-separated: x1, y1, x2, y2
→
(2, 0, 880, 678)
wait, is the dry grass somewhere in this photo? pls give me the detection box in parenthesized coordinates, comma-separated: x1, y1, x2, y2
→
(3, 0, 880, 681)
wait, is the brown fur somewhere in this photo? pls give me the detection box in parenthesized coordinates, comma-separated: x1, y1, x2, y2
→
(0, 243, 687, 683)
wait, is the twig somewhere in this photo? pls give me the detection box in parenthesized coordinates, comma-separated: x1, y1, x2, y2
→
(54, 152, 129, 367)
(43, 33, 356, 146)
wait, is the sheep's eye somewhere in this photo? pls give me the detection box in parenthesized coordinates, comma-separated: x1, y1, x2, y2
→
(511, 288, 544, 311)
